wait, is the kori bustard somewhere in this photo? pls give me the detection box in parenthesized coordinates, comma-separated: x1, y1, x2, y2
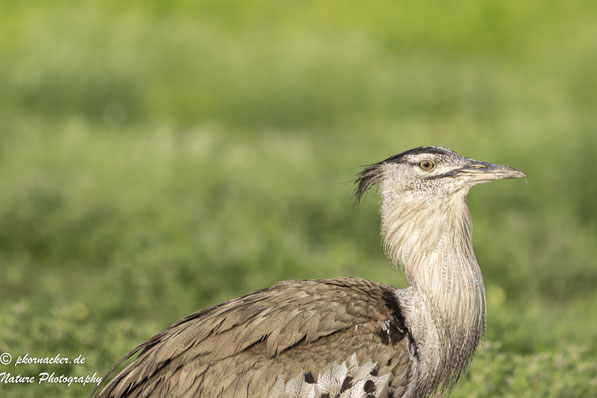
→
(95, 146, 525, 398)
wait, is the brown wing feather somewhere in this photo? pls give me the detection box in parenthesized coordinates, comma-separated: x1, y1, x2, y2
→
(95, 278, 415, 398)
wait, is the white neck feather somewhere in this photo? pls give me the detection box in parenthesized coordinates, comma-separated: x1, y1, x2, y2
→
(380, 186, 486, 393)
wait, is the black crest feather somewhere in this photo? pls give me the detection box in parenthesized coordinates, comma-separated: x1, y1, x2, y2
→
(353, 163, 384, 205)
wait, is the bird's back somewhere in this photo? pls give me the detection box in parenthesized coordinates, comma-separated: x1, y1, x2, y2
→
(97, 278, 416, 398)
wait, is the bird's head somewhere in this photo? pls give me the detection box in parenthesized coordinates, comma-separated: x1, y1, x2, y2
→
(354, 146, 525, 204)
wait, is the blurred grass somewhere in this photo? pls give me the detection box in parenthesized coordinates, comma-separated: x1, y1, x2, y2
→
(1, 1, 596, 396)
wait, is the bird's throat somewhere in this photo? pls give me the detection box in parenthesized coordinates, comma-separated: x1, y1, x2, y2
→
(381, 192, 486, 391)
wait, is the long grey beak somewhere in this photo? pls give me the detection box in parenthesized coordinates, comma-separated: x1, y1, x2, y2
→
(459, 160, 526, 183)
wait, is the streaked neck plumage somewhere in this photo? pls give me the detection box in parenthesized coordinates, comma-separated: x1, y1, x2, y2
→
(380, 180, 486, 394)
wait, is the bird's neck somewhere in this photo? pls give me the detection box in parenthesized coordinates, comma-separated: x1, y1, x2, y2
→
(380, 191, 486, 391)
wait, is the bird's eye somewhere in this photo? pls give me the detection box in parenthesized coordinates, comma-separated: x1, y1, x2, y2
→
(419, 160, 435, 171)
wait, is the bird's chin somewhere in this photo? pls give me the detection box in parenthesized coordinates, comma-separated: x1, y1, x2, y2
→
(468, 175, 519, 185)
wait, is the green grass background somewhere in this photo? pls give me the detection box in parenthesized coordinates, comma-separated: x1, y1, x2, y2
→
(1, 1, 596, 396)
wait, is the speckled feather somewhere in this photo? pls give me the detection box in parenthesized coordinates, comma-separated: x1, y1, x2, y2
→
(97, 279, 415, 398)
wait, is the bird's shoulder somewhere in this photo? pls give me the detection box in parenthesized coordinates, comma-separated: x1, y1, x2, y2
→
(151, 278, 408, 357)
